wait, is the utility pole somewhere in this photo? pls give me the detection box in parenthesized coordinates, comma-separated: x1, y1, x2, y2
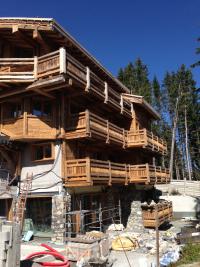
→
(185, 107, 192, 181)
(169, 97, 179, 181)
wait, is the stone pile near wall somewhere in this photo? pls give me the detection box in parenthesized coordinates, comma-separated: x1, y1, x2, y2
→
(0, 220, 20, 267)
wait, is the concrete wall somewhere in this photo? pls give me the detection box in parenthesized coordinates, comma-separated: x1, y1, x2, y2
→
(161, 195, 200, 219)
(20, 141, 62, 194)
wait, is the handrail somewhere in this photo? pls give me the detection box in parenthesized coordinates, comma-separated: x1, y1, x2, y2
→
(65, 158, 170, 185)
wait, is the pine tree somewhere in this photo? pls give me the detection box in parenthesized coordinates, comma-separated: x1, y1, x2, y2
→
(118, 58, 152, 104)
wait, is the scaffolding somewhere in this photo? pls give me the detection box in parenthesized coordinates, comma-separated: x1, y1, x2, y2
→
(65, 200, 121, 238)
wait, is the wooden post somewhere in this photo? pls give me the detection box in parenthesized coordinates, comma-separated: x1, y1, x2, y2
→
(85, 109, 90, 136)
(146, 163, 150, 183)
(86, 157, 91, 183)
(85, 67, 90, 91)
(23, 99, 28, 136)
(34, 56, 38, 80)
(120, 95, 124, 114)
(61, 93, 65, 137)
(104, 82, 108, 103)
(59, 47, 67, 74)
(155, 205, 160, 267)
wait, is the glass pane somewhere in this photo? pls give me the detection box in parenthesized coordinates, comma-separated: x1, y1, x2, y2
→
(44, 144, 52, 158)
(33, 102, 42, 116)
(43, 102, 52, 117)
(35, 146, 43, 160)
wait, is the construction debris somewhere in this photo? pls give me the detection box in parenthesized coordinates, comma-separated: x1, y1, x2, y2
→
(112, 236, 138, 251)
(0, 221, 21, 267)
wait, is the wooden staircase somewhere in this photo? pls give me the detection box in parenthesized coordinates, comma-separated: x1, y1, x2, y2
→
(14, 173, 33, 230)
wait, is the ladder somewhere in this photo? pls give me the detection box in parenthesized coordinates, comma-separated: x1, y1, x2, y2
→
(14, 173, 33, 230)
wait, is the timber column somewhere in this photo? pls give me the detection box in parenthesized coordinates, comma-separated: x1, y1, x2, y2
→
(51, 192, 71, 243)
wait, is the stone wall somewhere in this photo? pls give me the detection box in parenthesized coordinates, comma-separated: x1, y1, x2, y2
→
(120, 185, 160, 232)
(51, 193, 71, 243)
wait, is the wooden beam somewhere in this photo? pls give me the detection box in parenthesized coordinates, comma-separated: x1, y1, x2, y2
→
(33, 29, 51, 53)
(30, 88, 55, 99)
(12, 28, 38, 48)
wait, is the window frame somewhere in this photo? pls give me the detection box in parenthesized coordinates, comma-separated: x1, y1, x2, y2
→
(31, 142, 54, 162)
(32, 100, 52, 119)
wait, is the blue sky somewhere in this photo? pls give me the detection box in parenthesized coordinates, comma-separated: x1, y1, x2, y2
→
(1, 0, 200, 86)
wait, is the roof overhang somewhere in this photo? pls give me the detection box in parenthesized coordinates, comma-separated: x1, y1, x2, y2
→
(122, 94, 161, 120)
(0, 17, 130, 94)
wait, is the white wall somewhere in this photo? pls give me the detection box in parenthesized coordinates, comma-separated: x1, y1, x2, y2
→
(161, 195, 200, 218)
(20, 142, 62, 194)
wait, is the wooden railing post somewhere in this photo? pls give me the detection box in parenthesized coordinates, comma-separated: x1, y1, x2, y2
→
(86, 157, 91, 183)
(104, 82, 108, 103)
(146, 163, 150, 183)
(59, 47, 67, 74)
(144, 128, 148, 146)
(120, 95, 124, 114)
(85, 67, 90, 91)
(85, 110, 91, 136)
(125, 164, 128, 185)
(34, 56, 38, 80)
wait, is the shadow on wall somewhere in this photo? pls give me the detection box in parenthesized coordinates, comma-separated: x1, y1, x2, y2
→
(119, 185, 162, 227)
(20, 260, 34, 267)
(195, 197, 200, 219)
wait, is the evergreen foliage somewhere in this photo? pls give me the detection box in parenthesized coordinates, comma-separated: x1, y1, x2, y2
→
(118, 59, 200, 180)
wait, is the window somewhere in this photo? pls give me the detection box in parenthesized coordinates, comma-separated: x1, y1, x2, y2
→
(5, 103, 22, 119)
(32, 143, 53, 161)
(32, 100, 52, 118)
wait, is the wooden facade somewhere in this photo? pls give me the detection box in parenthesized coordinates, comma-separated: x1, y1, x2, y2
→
(0, 18, 169, 190)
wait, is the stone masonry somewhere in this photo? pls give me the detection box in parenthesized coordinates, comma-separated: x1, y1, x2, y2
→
(51, 193, 71, 243)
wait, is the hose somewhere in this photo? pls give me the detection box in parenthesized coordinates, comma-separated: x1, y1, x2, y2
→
(25, 243, 70, 267)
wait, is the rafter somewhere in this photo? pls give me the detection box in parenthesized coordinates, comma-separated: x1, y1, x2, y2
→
(33, 29, 52, 53)
(12, 27, 38, 48)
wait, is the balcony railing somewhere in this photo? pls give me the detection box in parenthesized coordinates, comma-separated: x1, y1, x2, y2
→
(66, 111, 167, 153)
(64, 158, 170, 187)
(0, 48, 131, 117)
(129, 164, 170, 184)
(127, 129, 167, 154)
(1, 115, 57, 140)
(66, 110, 126, 147)
(0, 58, 35, 82)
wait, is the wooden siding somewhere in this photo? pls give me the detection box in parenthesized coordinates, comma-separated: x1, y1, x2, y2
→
(1, 115, 57, 140)
(64, 158, 170, 187)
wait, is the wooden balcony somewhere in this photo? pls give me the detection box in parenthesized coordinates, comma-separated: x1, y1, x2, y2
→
(141, 201, 173, 228)
(1, 115, 57, 140)
(66, 110, 126, 147)
(0, 58, 35, 83)
(127, 129, 167, 154)
(129, 164, 170, 184)
(0, 49, 132, 117)
(66, 113, 167, 153)
(64, 158, 170, 187)
(65, 158, 128, 187)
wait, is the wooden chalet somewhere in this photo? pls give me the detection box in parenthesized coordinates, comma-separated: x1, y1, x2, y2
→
(0, 18, 169, 236)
